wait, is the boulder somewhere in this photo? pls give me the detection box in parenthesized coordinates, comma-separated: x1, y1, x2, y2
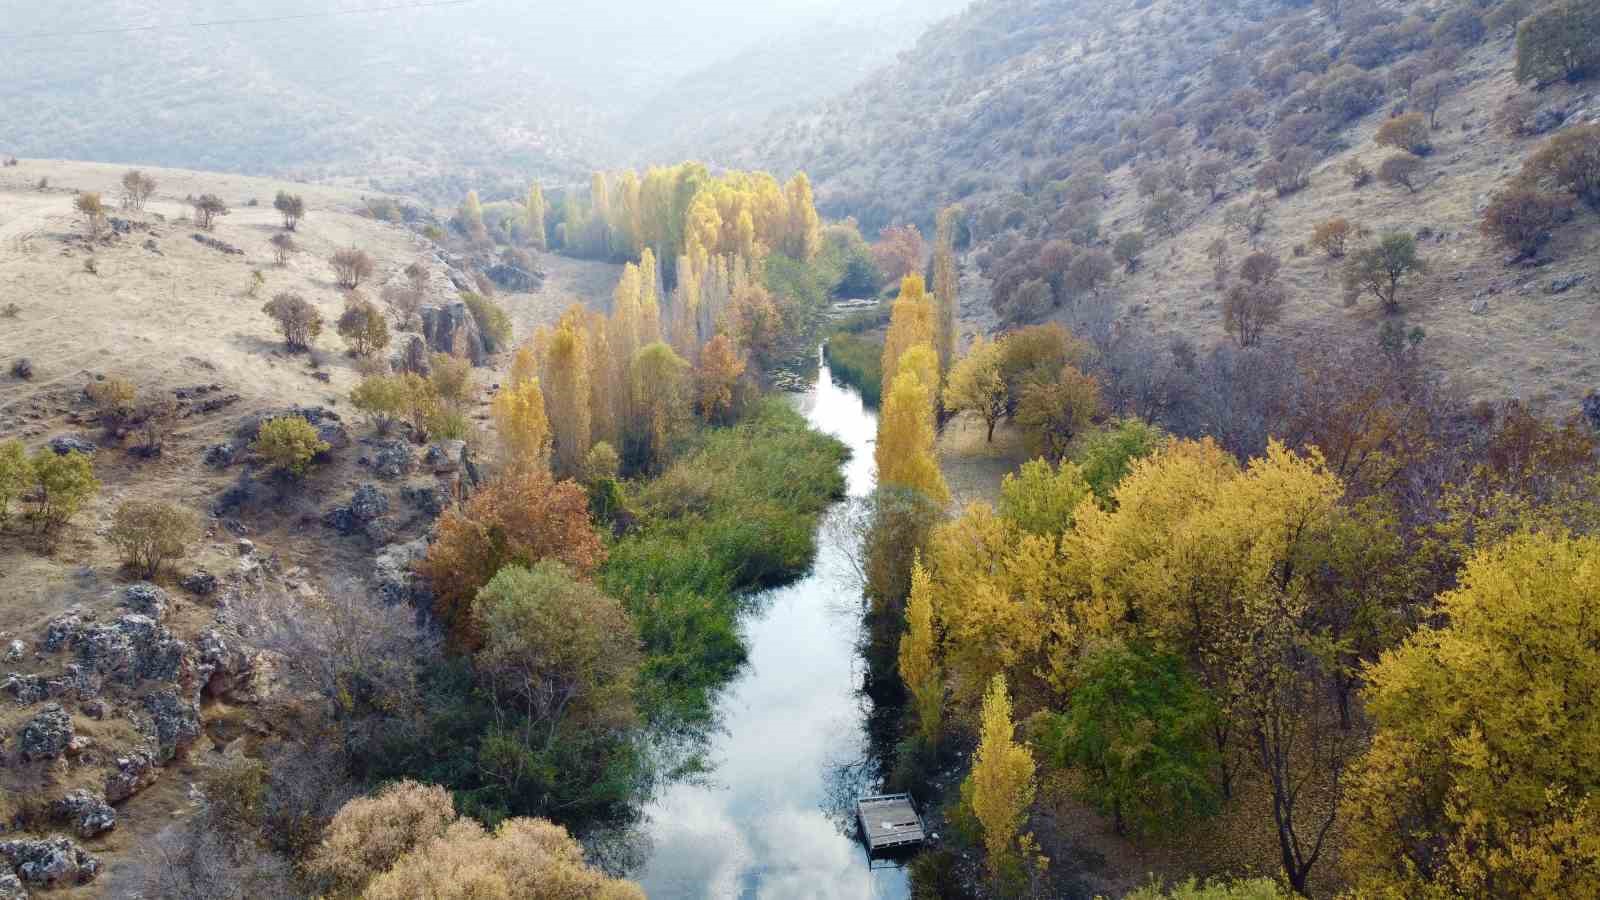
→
(418, 302, 486, 364)
(423, 440, 468, 474)
(181, 570, 218, 597)
(349, 484, 388, 520)
(1584, 392, 1600, 432)
(10, 358, 32, 380)
(142, 690, 201, 763)
(1548, 273, 1588, 294)
(104, 751, 158, 803)
(371, 440, 415, 479)
(0, 836, 99, 889)
(2, 674, 46, 704)
(120, 583, 169, 620)
(202, 441, 239, 468)
(0, 870, 24, 899)
(18, 704, 72, 761)
(195, 630, 258, 702)
(51, 791, 116, 839)
(373, 539, 431, 606)
(4, 640, 21, 662)
(485, 262, 543, 292)
(191, 233, 243, 255)
(402, 483, 449, 517)
(47, 435, 95, 456)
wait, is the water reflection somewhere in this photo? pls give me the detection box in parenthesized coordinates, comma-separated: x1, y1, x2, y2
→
(634, 353, 909, 899)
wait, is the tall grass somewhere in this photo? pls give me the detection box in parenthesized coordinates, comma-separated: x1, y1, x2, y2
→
(824, 332, 884, 406)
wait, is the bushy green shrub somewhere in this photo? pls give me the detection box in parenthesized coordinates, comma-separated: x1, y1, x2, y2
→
(824, 332, 884, 405)
(459, 291, 512, 353)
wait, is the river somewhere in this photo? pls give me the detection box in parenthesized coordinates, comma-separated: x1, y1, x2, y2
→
(634, 352, 910, 899)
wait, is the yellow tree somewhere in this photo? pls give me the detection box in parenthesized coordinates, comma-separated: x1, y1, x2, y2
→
(881, 274, 934, 389)
(459, 190, 488, 245)
(629, 342, 690, 472)
(586, 315, 620, 448)
(544, 311, 592, 478)
(899, 555, 944, 745)
(490, 379, 550, 473)
(784, 173, 822, 260)
(1347, 530, 1600, 897)
(966, 674, 1041, 880)
(933, 206, 961, 375)
(693, 334, 746, 425)
(875, 348, 947, 504)
(639, 248, 662, 344)
(945, 335, 1008, 442)
(525, 183, 547, 251)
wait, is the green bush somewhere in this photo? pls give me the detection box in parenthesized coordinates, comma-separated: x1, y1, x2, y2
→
(460, 291, 512, 353)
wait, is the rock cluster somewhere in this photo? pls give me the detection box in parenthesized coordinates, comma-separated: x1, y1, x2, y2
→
(191, 233, 243, 255)
(17, 704, 72, 761)
(323, 484, 391, 539)
(51, 791, 116, 839)
(419, 302, 486, 364)
(0, 836, 100, 889)
(47, 435, 95, 456)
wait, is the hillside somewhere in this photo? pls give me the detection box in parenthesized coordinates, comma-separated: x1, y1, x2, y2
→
(0, 158, 618, 893)
(732, 0, 1600, 411)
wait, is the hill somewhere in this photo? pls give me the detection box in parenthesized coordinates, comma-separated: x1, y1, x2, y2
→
(731, 0, 1600, 411)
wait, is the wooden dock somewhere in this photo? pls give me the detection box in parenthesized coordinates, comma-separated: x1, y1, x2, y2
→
(856, 793, 926, 853)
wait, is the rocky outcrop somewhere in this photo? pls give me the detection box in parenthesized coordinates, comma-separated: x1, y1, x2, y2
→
(233, 406, 342, 444)
(0, 870, 25, 899)
(418, 302, 486, 364)
(181, 570, 218, 597)
(323, 484, 390, 539)
(0, 836, 100, 889)
(104, 751, 158, 803)
(119, 583, 169, 620)
(485, 262, 543, 292)
(141, 689, 201, 763)
(17, 704, 72, 761)
(47, 435, 95, 456)
(191, 233, 243, 255)
(373, 539, 431, 606)
(51, 791, 116, 839)
(369, 440, 415, 479)
(394, 334, 431, 376)
(195, 630, 259, 702)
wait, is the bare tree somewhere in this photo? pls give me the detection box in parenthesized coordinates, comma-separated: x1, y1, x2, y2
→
(192, 194, 229, 230)
(330, 248, 375, 289)
(120, 169, 157, 210)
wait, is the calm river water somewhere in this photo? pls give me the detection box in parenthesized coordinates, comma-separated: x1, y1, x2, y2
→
(634, 353, 910, 899)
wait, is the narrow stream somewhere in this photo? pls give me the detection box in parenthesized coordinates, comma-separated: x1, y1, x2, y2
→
(635, 352, 909, 899)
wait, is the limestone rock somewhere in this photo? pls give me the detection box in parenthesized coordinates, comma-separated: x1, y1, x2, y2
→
(18, 704, 72, 761)
(0, 836, 99, 889)
(51, 791, 116, 839)
(0, 870, 25, 899)
(418, 302, 486, 364)
(371, 440, 415, 479)
(142, 690, 201, 763)
(47, 435, 95, 456)
(394, 334, 431, 376)
(104, 751, 158, 803)
(373, 539, 431, 606)
(181, 570, 218, 597)
(195, 630, 259, 702)
(119, 583, 169, 620)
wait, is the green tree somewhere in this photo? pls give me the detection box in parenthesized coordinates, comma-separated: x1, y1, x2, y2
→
(998, 458, 1091, 537)
(1344, 232, 1425, 313)
(944, 335, 1008, 442)
(0, 439, 30, 523)
(31, 449, 98, 532)
(1515, 2, 1600, 85)
(1071, 418, 1168, 505)
(110, 499, 200, 578)
(1035, 641, 1219, 837)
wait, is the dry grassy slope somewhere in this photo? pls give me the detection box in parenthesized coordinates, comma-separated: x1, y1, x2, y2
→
(0, 158, 620, 895)
(1075, 37, 1600, 413)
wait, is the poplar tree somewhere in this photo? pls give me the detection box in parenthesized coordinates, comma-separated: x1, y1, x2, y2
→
(490, 379, 551, 473)
(544, 313, 593, 478)
(899, 556, 944, 745)
(933, 206, 961, 376)
(881, 274, 935, 389)
(525, 183, 547, 251)
(967, 674, 1041, 880)
(876, 354, 948, 505)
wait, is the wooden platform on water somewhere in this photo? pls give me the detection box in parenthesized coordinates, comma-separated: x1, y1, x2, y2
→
(856, 793, 926, 853)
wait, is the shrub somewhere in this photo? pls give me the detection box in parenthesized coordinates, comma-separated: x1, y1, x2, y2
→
(110, 499, 200, 577)
(1514, 2, 1600, 84)
(1310, 218, 1354, 258)
(1238, 252, 1282, 286)
(1497, 94, 1541, 136)
(1480, 188, 1573, 259)
(74, 192, 107, 238)
(336, 293, 390, 357)
(273, 191, 305, 230)
(262, 293, 323, 350)
(1344, 232, 1426, 312)
(1222, 199, 1267, 242)
(30, 449, 98, 532)
(1320, 67, 1387, 122)
(330, 248, 375, 289)
(270, 233, 296, 265)
(1345, 157, 1374, 188)
(1376, 113, 1433, 156)
(120, 170, 157, 210)
(191, 194, 228, 230)
(85, 377, 136, 433)
(1016, 365, 1101, 461)
(823, 332, 884, 405)
(349, 374, 414, 435)
(0, 440, 31, 523)
(133, 395, 178, 456)
(1433, 8, 1485, 47)
(1411, 73, 1451, 129)
(363, 817, 643, 900)
(1223, 281, 1286, 346)
(306, 780, 455, 896)
(252, 417, 329, 477)
(459, 291, 512, 352)
(1379, 153, 1425, 192)
(1143, 190, 1187, 235)
(1520, 124, 1600, 208)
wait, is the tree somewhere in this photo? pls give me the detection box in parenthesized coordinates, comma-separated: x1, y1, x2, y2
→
(1035, 641, 1218, 837)
(364, 817, 643, 900)
(629, 342, 690, 472)
(1190, 157, 1231, 203)
(965, 674, 1041, 880)
(110, 500, 200, 578)
(1065, 250, 1115, 297)
(1206, 238, 1233, 288)
(1379, 153, 1424, 193)
(693, 334, 746, 425)
(262, 292, 323, 350)
(543, 316, 593, 478)
(0, 440, 29, 523)
(253, 417, 329, 477)
(1143, 189, 1187, 235)
(330, 248, 375, 289)
(1224, 282, 1286, 347)
(1481, 188, 1573, 259)
(1344, 233, 1425, 312)
(872, 224, 924, 283)
(1309, 218, 1354, 258)
(490, 379, 550, 474)
(933, 207, 961, 376)
(29, 449, 97, 532)
(420, 469, 604, 647)
(1238, 251, 1282, 286)
(350, 374, 411, 435)
(274, 192, 305, 230)
(192, 194, 228, 230)
(74, 192, 106, 238)
(1375, 113, 1432, 156)
(1113, 232, 1146, 273)
(899, 556, 943, 745)
(998, 457, 1091, 537)
(881, 274, 935, 389)
(876, 364, 948, 504)
(336, 293, 390, 357)
(270, 233, 297, 266)
(945, 336, 1008, 442)
(1348, 532, 1600, 896)
(472, 561, 640, 762)
(1072, 418, 1168, 505)
(307, 780, 455, 896)
(1521, 124, 1600, 209)
(1222, 199, 1267, 243)
(458, 190, 489, 245)
(1411, 72, 1451, 129)
(1515, 2, 1600, 84)
(1015, 365, 1100, 461)
(120, 170, 156, 210)
(524, 182, 547, 251)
